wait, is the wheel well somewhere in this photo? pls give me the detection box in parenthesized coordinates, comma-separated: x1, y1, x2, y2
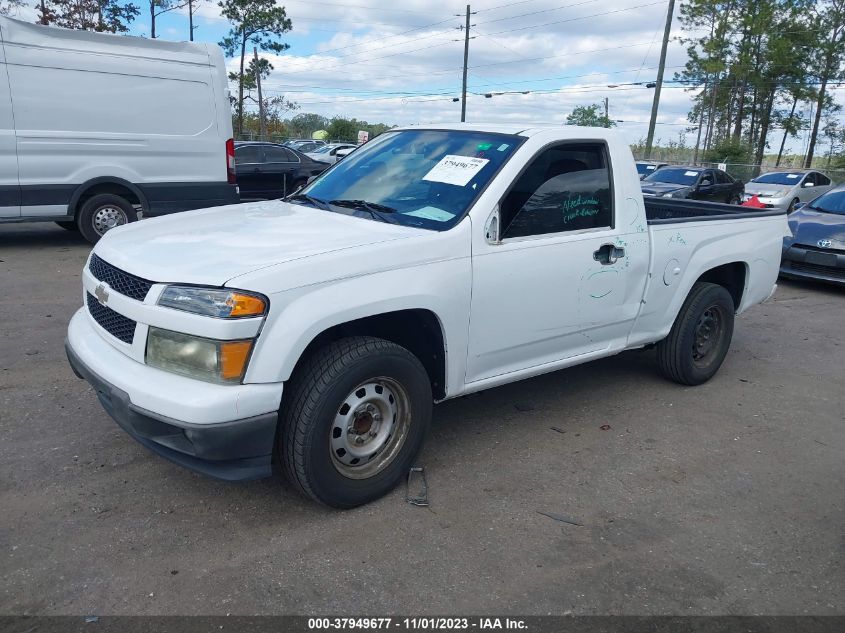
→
(696, 262, 747, 310)
(294, 310, 447, 400)
(72, 182, 142, 218)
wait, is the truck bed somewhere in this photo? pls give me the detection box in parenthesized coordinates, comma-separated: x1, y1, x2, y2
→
(644, 198, 786, 225)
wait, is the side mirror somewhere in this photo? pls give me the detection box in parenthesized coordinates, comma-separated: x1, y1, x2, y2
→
(803, 181, 814, 188)
(485, 207, 502, 245)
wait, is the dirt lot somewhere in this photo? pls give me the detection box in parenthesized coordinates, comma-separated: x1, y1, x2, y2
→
(0, 222, 843, 616)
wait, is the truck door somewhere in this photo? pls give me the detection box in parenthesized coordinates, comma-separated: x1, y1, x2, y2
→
(465, 141, 646, 384)
(0, 21, 20, 218)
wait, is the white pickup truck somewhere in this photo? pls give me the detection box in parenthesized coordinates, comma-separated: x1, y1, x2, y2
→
(66, 124, 788, 508)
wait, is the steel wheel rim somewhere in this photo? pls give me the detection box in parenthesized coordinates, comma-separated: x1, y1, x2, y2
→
(692, 304, 725, 365)
(92, 205, 128, 235)
(329, 377, 411, 479)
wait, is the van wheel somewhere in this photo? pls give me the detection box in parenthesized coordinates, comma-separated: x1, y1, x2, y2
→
(279, 336, 432, 508)
(656, 282, 735, 386)
(78, 194, 137, 244)
(55, 221, 78, 231)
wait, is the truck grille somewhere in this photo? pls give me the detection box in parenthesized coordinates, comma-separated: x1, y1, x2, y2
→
(788, 262, 845, 280)
(88, 254, 154, 301)
(86, 292, 137, 344)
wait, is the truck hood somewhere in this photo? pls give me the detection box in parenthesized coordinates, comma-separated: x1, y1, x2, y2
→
(787, 207, 845, 249)
(94, 200, 421, 287)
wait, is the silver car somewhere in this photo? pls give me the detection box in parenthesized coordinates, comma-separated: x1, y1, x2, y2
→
(305, 143, 358, 165)
(743, 170, 833, 212)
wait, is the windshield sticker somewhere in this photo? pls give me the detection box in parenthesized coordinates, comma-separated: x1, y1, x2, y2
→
(477, 142, 493, 151)
(787, 174, 799, 179)
(422, 155, 490, 187)
(684, 170, 698, 177)
(497, 143, 510, 151)
(406, 206, 456, 222)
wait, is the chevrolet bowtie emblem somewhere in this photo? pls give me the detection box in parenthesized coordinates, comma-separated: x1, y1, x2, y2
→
(95, 283, 110, 305)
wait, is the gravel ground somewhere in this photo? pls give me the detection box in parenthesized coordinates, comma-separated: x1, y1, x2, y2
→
(1, 222, 843, 616)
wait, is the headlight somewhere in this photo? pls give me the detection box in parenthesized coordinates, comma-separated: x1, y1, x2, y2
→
(662, 192, 674, 198)
(158, 286, 267, 318)
(146, 327, 253, 384)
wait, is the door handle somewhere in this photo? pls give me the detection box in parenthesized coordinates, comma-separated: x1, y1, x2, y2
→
(593, 243, 625, 265)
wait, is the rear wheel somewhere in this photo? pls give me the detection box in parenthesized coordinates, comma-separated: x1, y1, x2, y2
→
(279, 336, 432, 508)
(77, 193, 137, 244)
(656, 282, 735, 386)
(728, 194, 741, 205)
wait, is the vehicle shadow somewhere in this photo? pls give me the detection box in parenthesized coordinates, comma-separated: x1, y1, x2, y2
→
(0, 222, 90, 250)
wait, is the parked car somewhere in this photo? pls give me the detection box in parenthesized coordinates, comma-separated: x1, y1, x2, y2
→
(0, 17, 239, 243)
(635, 161, 668, 180)
(334, 146, 358, 161)
(743, 170, 833, 212)
(641, 166, 744, 204)
(284, 140, 325, 153)
(234, 142, 330, 200)
(66, 124, 785, 508)
(780, 183, 845, 286)
(305, 143, 358, 164)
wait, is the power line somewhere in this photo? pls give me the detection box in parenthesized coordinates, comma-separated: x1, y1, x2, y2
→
(476, 0, 543, 13)
(283, 0, 439, 14)
(475, 0, 601, 26)
(481, 1, 666, 36)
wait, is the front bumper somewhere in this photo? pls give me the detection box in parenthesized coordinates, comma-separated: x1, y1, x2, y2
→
(780, 244, 845, 286)
(66, 308, 282, 481)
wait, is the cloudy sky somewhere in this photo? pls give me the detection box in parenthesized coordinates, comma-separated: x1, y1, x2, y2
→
(10, 0, 843, 153)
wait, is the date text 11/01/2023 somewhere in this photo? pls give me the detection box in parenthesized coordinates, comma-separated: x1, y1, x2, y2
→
(307, 618, 528, 630)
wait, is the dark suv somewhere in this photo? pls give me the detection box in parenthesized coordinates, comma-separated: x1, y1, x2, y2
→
(641, 166, 744, 204)
(234, 142, 330, 200)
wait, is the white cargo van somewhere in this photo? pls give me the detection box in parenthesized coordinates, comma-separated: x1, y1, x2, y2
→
(0, 17, 239, 243)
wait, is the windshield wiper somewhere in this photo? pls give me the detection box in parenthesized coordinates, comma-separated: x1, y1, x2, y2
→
(329, 199, 400, 224)
(286, 193, 331, 210)
(330, 199, 397, 213)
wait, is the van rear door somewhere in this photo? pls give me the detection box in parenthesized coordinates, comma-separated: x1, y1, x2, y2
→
(0, 19, 20, 218)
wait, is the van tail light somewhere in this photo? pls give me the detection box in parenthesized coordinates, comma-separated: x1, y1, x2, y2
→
(226, 138, 236, 184)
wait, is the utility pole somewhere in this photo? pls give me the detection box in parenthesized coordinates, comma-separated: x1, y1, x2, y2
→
(693, 79, 706, 164)
(645, 0, 675, 159)
(188, 0, 195, 41)
(604, 97, 609, 122)
(460, 5, 473, 123)
(254, 48, 265, 139)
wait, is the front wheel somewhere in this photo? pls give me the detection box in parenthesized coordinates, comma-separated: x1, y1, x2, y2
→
(787, 198, 799, 213)
(77, 194, 138, 244)
(728, 194, 741, 205)
(279, 336, 432, 508)
(656, 282, 735, 386)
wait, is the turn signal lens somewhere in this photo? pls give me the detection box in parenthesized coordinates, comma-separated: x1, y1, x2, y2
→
(220, 340, 253, 381)
(227, 293, 267, 317)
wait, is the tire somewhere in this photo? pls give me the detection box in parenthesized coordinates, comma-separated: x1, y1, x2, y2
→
(656, 282, 735, 386)
(55, 221, 78, 231)
(77, 193, 137, 244)
(787, 198, 799, 213)
(279, 336, 432, 508)
(728, 194, 741, 205)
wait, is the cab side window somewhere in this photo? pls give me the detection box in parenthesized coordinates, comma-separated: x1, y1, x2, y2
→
(501, 143, 613, 239)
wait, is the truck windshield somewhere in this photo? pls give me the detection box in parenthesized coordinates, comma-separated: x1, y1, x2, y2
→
(806, 190, 845, 215)
(299, 129, 523, 230)
(643, 167, 700, 185)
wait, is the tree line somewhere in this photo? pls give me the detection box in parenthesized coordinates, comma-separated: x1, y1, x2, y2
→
(678, 0, 845, 170)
